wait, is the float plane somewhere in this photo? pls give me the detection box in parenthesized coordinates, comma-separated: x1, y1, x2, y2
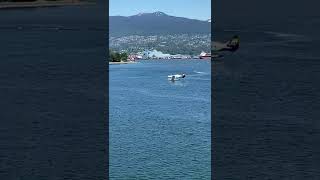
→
(212, 35, 240, 59)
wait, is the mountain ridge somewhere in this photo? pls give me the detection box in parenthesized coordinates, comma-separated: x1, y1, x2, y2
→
(109, 12, 211, 36)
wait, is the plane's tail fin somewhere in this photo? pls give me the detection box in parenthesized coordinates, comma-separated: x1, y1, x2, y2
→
(226, 35, 240, 51)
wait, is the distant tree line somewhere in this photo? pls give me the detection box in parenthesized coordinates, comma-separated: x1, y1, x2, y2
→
(111, 44, 210, 56)
(109, 50, 128, 62)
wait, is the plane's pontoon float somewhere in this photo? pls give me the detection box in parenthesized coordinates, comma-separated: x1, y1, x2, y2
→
(168, 74, 186, 81)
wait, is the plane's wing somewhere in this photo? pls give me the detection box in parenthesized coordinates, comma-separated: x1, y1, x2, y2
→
(212, 35, 240, 59)
(212, 35, 240, 52)
(212, 42, 227, 52)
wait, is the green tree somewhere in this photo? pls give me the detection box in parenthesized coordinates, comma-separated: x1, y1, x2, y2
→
(109, 50, 128, 62)
(120, 52, 128, 62)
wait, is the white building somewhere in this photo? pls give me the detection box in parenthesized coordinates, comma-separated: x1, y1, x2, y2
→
(142, 50, 171, 59)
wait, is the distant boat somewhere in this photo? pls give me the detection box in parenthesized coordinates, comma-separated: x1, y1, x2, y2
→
(168, 74, 186, 81)
(199, 51, 211, 59)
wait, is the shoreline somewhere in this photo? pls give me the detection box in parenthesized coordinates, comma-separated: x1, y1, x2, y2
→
(109, 61, 137, 65)
(0, 1, 93, 9)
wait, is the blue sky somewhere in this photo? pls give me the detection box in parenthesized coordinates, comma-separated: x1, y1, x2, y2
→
(109, 0, 211, 20)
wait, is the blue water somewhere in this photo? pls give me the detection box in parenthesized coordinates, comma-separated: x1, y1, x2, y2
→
(109, 60, 211, 179)
(213, 15, 320, 179)
(0, 5, 108, 179)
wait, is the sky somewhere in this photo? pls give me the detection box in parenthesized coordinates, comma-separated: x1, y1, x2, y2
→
(109, 0, 211, 21)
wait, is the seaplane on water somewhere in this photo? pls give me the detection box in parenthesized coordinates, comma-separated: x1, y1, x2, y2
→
(167, 36, 239, 81)
(199, 35, 240, 59)
(168, 73, 186, 81)
(212, 35, 240, 59)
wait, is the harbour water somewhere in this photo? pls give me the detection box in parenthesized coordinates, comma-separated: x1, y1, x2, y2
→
(0, 5, 108, 179)
(213, 15, 320, 179)
(109, 60, 211, 179)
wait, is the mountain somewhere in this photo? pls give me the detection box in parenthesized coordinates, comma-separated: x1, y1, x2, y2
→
(109, 11, 211, 37)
